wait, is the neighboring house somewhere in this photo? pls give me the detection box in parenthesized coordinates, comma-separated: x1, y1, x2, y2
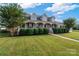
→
(20, 13, 64, 29)
(0, 26, 6, 30)
(0, 23, 6, 30)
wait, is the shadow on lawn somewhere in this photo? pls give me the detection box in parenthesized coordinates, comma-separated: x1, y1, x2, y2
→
(0, 32, 10, 38)
(0, 32, 49, 38)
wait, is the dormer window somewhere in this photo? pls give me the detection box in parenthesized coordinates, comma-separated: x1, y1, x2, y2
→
(42, 13, 47, 21)
(37, 16, 42, 21)
(31, 13, 37, 20)
(47, 16, 55, 22)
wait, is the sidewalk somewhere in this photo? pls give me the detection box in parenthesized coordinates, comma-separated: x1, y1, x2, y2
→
(50, 33, 79, 42)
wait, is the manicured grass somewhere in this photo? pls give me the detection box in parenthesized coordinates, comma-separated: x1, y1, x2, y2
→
(0, 33, 10, 37)
(0, 34, 79, 56)
(59, 30, 79, 40)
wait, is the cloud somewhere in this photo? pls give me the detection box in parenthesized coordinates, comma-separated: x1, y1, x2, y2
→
(46, 3, 79, 15)
(20, 3, 42, 8)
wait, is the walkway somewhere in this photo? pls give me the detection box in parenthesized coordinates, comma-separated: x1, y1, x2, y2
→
(50, 33, 79, 42)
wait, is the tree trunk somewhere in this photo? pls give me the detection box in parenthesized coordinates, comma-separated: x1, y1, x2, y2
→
(69, 28, 73, 32)
(16, 26, 20, 35)
(7, 27, 17, 36)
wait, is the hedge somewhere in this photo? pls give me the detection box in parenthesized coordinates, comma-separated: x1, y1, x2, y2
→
(43, 28, 49, 34)
(33, 28, 39, 35)
(19, 28, 49, 36)
(0, 30, 9, 33)
(19, 28, 33, 36)
(38, 28, 44, 34)
(52, 28, 69, 34)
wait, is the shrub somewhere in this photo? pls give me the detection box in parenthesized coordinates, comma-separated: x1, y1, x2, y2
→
(0, 30, 9, 33)
(19, 29, 25, 36)
(26, 28, 33, 35)
(43, 28, 49, 34)
(66, 28, 69, 33)
(33, 28, 39, 35)
(19, 28, 49, 36)
(38, 28, 43, 34)
(19, 28, 33, 36)
(52, 28, 69, 34)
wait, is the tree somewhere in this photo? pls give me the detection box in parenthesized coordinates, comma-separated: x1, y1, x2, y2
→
(0, 3, 26, 36)
(63, 17, 76, 32)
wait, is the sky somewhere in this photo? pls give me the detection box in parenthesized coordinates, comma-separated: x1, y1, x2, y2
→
(20, 3, 79, 23)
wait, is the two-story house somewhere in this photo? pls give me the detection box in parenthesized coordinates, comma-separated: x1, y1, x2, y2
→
(21, 13, 64, 30)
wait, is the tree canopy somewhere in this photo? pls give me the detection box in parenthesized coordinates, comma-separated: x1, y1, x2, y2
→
(63, 17, 76, 29)
(0, 3, 26, 36)
(0, 3, 26, 28)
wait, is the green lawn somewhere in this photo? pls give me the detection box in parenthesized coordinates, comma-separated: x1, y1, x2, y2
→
(0, 34, 79, 56)
(59, 30, 79, 40)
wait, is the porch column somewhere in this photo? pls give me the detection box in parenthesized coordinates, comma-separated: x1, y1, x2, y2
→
(25, 23, 27, 29)
(32, 23, 36, 28)
(42, 23, 45, 28)
(34, 22, 37, 28)
(29, 23, 33, 28)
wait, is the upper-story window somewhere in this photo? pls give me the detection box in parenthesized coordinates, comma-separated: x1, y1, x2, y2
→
(42, 13, 47, 21)
(37, 16, 42, 21)
(47, 16, 55, 22)
(26, 13, 55, 22)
